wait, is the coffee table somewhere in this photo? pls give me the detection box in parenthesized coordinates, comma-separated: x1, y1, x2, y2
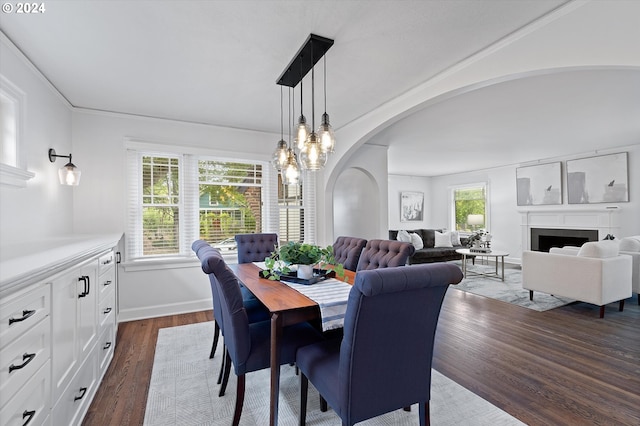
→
(455, 248, 509, 281)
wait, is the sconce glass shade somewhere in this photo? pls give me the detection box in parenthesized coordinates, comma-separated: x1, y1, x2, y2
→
(300, 133, 327, 171)
(59, 162, 81, 186)
(318, 112, 335, 153)
(272, 139, 289, 171)
(283, 149, 300, 186)
(295, 115, 311, 150)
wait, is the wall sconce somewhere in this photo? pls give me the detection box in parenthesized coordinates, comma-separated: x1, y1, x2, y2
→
(48, 148, 81, 186)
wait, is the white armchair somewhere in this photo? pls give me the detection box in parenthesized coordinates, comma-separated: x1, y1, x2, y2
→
(522, 241, 632, 318)
(619, 235, 640, 304)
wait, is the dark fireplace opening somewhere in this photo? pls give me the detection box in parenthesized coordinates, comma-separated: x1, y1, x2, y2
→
(531, 228, 599, 252)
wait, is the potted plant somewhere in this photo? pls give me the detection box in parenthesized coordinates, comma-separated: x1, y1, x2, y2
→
(467, 229, 486, 248)
(262, 241, 345, 281)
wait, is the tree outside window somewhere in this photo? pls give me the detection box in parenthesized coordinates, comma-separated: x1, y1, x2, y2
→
(453, 185, 486, 232)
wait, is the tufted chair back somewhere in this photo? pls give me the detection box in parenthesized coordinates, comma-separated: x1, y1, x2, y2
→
(333, 236, 367, 271)
(235, 233, 278, 263)
(355, 239, 415, 271)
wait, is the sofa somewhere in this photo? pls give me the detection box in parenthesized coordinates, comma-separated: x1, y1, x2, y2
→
(389, 229, 469, 264)
(619, 235, 640, 304)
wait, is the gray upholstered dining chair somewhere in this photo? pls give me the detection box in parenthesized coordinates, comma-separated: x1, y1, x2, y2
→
(333, 236, 367, 272)
(355, 239, 415, 271)
(192, 240, 269, 395)
(296, 263, 463, 425)
(203, 245, 324, 426)
(235, 232, 278, 263)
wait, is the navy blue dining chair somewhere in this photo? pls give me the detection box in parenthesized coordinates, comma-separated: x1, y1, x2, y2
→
(296, 263, 463, 426)
(203, 246, 325, 426)
(235, 232, 278, 263)
(355, 239, 415, 271)
(192, 240, 269, 395)
(333, 236, 367, 272)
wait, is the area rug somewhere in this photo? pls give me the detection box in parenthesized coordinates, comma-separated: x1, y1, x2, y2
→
(450, 261, 575, 312)
(144, 322, 524, 426)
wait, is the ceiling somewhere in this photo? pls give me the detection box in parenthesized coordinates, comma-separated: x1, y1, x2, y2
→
(1, 0, 638, 176)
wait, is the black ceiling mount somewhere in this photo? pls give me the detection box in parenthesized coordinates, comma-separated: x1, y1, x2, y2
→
(276, 34, 334, 87)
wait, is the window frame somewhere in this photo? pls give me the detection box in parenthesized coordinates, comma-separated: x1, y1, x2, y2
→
(449, 181, 489, 234)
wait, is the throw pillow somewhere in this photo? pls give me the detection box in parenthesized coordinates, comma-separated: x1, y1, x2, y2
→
(409, 232, 424, 250)
(450, 231, 461, 246)
(619, 236, 640, 252)
(397, 230, 411, 243)
(577, 240, 619, 258)
(434, 231, 453, 248)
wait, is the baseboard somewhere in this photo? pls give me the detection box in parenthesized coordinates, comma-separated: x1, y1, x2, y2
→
(118, 299, 211, 322)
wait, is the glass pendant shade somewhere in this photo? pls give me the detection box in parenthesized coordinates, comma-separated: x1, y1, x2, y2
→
(295, 115, 310, 150)
(318, 112, 335, 153)
(283, 149, 300, 186)
(300, 133, 327, 171)
(272, 139, 288, 171)
(58, 162, 81, 186)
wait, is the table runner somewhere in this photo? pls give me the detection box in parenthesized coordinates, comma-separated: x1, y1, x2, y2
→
(254, 262, 352, 331)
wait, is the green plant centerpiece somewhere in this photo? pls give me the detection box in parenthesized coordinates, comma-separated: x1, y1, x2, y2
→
(261, 241, 346, 282)
(466, 229, 486, 247)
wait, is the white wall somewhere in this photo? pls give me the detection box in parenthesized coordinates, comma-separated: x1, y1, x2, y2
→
(428, 144, 640, 264)
(0, 35, 74, 246)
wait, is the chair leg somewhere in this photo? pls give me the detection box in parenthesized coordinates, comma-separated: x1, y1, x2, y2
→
(217, 343, 226, 385)
(232, 374, 245, 426)
(419, 401, 430, 426)
(599, 305, 605, 318)
(320, 395, 328, 412)
(619, 299, 625, 312)
(529, 290, 533, 301)
(299, 373, 308, 426)
(403, 406, 411, 412)
(219, 349, 232, 397)
(210, 322, 220, 359)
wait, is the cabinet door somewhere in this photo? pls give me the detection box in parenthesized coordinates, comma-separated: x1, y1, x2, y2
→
(77, 262, 98, 360)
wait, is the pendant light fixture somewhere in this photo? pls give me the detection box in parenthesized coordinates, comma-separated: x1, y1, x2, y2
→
(272, 86, 288, 171)
(300, 56, 327, 170)
(317, 55, 335, 153)
(295, 78, 310, 151)
(283, 87, 300, 186)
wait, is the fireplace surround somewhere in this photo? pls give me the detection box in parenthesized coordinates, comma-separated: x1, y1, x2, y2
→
(530, 227, 598, 252)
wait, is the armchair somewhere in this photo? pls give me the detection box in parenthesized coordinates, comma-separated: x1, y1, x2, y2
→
(522, 241, 632, 317)
(332, 236, 367, 271)
(619, 235, 640, 304)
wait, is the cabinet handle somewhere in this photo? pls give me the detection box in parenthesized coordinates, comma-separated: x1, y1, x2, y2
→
(116, 251, 122, 263)
(73, 387, 87, 402)
(22, 410, 36, 426)
(9, 353, 36, 373)
(8, 309, 35, 325)
(103, 341, 112, 350)
(103, 307, 112, 314)
(78, 275, 90, 298)
(103, 280, 112, 287)
(102, 258, 113, 266)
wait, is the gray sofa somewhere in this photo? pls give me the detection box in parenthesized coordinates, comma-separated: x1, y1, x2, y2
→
(389, 229, 469, 264)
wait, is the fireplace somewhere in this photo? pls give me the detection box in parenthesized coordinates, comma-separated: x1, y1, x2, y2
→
(531, 228, 598, 252)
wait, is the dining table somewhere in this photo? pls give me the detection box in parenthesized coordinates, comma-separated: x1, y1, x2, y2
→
(229, 262, 356, 426)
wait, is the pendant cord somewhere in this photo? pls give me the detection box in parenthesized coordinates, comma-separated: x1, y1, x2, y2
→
(323, 55, 327, 114)
(280, 86, 284, 139)
(311, 43, 315, 129)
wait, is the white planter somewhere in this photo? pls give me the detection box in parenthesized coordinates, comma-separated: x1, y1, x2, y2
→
(297, 264, 314, 280)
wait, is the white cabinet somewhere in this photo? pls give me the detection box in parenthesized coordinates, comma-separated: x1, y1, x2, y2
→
(0, 234, 121, 426)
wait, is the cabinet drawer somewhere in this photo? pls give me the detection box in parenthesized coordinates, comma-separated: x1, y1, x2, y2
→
(52, 350, 97, 426)
(97, 266, 115, 302)
(0, 360, 50, 426)
(0, 284, 50, 347)
(0, 317, 50, 409)
(98, 288, 116, 330)
(98, 251, 115, 276)
(98, 323, 115, 377)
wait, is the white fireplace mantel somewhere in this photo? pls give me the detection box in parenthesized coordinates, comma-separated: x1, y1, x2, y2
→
(520, 206, 620, 250)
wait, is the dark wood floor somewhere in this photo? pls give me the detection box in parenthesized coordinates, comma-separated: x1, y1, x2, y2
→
(83, 290, 640, 426)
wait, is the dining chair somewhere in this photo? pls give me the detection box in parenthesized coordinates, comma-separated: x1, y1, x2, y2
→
(297, 263, 463, 426)
(333, 236, 367, 272)
(235, 232, 279, 263)
(355, 239, 415, 271)
(204, 247, 325, 426)
(192, 240, 270, 394)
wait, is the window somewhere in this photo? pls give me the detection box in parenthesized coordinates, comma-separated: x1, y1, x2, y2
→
(451, 183, 488, 232)
(126, 145, 293, 261)
(278, 173, 304, 242)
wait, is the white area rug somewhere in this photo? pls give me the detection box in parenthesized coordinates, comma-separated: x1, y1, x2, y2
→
(144, 321, 524, 425)
(451, 262, 575, 311)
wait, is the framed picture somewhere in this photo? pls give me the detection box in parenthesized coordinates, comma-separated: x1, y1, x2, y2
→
(516, 162, 562, 206)
(400, 191, 424, 222)
(566, 152, 629, 204)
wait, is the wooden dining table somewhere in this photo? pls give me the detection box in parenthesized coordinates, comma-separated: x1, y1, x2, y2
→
(230, 262, 356, 426)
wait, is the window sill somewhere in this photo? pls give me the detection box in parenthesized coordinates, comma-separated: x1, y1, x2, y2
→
(0, 163, 35, 188)
(122, 252, 238, 272)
